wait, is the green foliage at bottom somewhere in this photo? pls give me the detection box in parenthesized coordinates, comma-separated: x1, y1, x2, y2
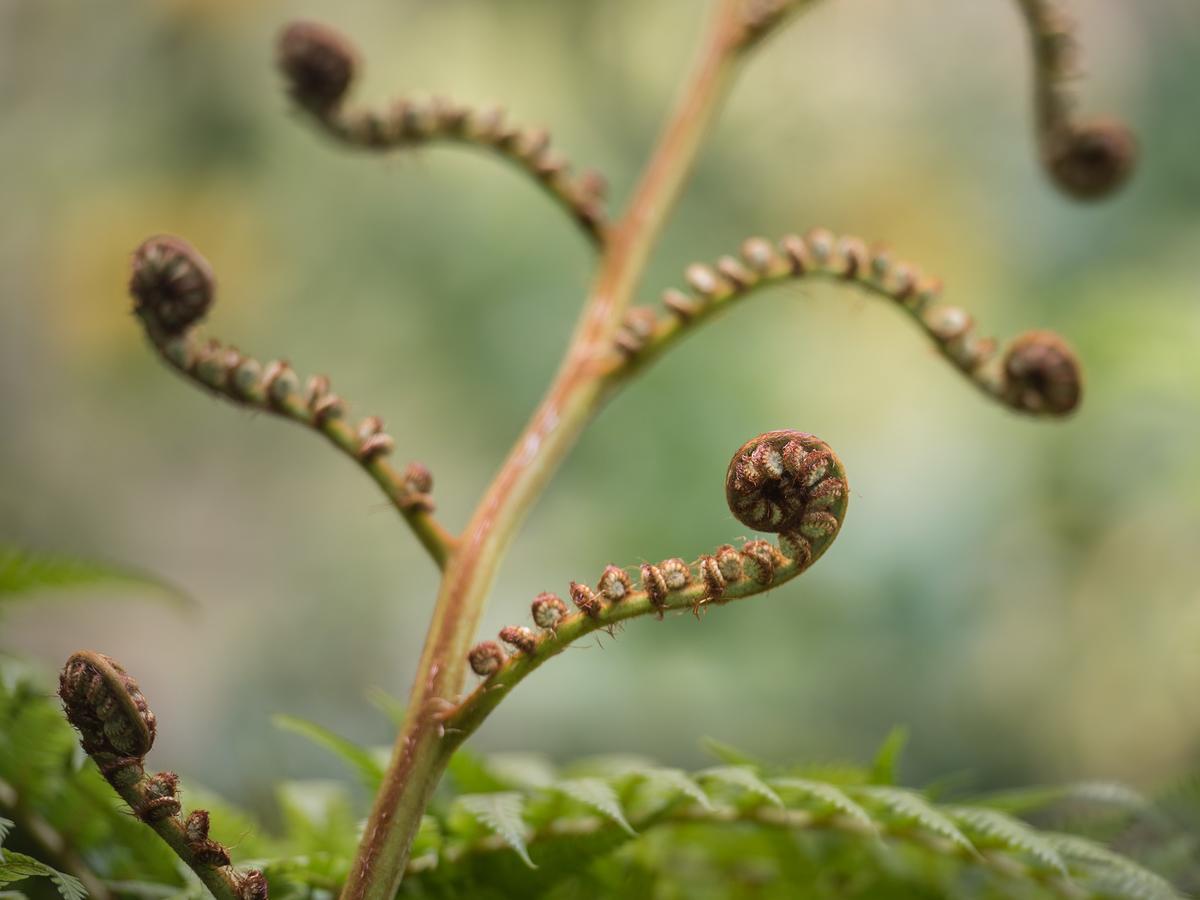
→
(1, 660, 1196, 900)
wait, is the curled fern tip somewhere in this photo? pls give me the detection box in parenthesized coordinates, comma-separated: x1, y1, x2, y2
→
(130, 235, 214, 336)
(1046, 119, 1137, 200)
(1001, 331, 1083, 416)
(277, 21, 358, 113)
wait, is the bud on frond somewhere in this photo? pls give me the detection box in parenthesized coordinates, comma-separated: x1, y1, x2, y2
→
(1001, 330, 1082, 416)
(130, 236, 214, 336)
(278, 21, 358, 112)
(1045, 120, 1137, 201)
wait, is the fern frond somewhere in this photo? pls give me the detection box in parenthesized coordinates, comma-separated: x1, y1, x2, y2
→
(854, 786, 977, 855)
(272, 714, 385, 792)
(454, 793, 535, 869)
(1044, 833, 1184, 900)
(0, 546, 185, 607)
(945, 805, 1068, 875)
(0, 852, 86, 900)
(771, 777, 875, 831)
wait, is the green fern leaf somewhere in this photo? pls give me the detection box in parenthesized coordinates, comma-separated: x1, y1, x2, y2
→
(629, 767, 713, 811)
(552, 779, 636, 836)
(0, 817, 12, 861)
(771, 777, 876, 830)
(0, 855, 48, 889)
(869, 726, 909, 785)
(945, 805, 1067, 874)
(698, 766, 783, 808)
(447, 749, 511, 794)
(45, 869, 86, 900)
(456, 793, 535, 869)
(276, 780, 359, 859)
(0, 852, 86, 900)
(0, 546, 185, 607)
(855, 786, 976, 854)
(272, 714, 384, 791)
(1044, 833, 1182, 900)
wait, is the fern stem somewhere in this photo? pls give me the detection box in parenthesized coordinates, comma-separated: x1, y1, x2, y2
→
(145, 329, 456, 569)
(342, 3, 755, 899)
(106, 775, 245, 900)
(278, 21, 609, 248)
(602, 231, 1083, 417)
(314, 101, 609, 248)
(443, 528, 837, 749)
(1010, 0, 1135, 199)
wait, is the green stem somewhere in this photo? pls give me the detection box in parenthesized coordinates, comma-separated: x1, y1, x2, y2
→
(442, 527, 841, 751)
(1012, 0, 1075, 140)
(147, 332, 457, 569)
(341, 3, 750, 899)
(316, 101, 609, 249)
(603, 232, 1021, 411)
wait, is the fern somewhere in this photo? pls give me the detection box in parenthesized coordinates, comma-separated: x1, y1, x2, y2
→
(454, 793, 536, 869)
(770, 777, 875, 831)
(946, 805, 1068, 875)
(1045, 833, 1184, 900)
(697, 766, 784, 808)
(552, 779, 636, 836)
(10, 647, 1185, 899)
(378, 754, 1184, 900)
(0, 546, 184, 607)
(272, 714, 385, 791)
(853, 785, 977, 854)
(0, 852, 86, 900)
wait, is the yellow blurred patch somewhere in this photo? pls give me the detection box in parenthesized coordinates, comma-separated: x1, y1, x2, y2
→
(149, 0, 279, 23)
(44, 178, 270, 360)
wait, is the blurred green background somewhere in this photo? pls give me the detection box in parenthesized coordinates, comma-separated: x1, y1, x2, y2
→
(2, 0, 1198, 818)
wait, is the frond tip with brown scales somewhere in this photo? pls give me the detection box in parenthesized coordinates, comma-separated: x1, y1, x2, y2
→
(58, 652, 264, 900)
(607, 230, 1084, 418)
(276, 20, 609, 246)
(126, 235, 456, 568)
(1013, 0, 1138, 200)
(445, 429, 849, 748)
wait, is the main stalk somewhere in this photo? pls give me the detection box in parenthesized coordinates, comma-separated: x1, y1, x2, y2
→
(341, 5, 747, 898)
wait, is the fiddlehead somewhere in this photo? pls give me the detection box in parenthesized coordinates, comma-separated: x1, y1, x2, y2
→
(1012, 0, 1137, 200)
(444, 430, 848, 745)
(58, 652, 263, 900)
(129, 236, 455, 567)
(606, 230, 1084, 417)
(277, 21, 609, 247)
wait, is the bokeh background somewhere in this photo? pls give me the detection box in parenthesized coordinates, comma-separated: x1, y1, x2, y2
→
(3, 0, 1198, 818)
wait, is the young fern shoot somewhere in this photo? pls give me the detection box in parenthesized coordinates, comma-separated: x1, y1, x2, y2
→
(449, 430, 849, 746)
(58, 1, 1141, 898)
(58, 653, 265, 900)
(278, 22, 610, 247)
(1012, 0, 1137, 199)
(128, 236, 454, 568)
(608, 231, 1083, 417)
